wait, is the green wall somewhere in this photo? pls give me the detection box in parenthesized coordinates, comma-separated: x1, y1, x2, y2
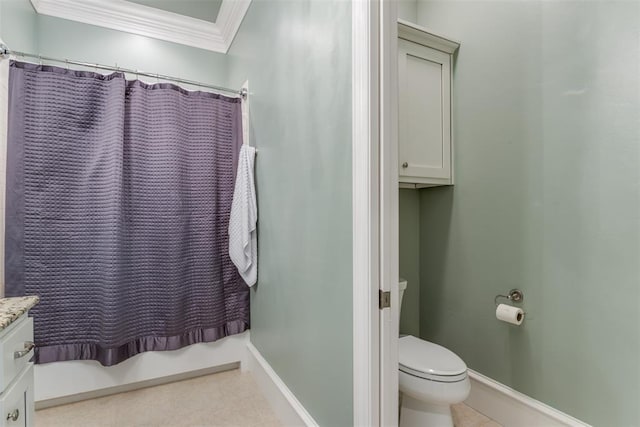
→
(226, 1, 353, 426)
(412, 1, 640, 425)
(0, 0, 38, 52)
(34, 16, 229, 87)
(399, 189, 420, 337)
(397, 0, 417, 23)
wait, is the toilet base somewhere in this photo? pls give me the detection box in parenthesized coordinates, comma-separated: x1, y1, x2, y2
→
(400, 393, 453, 427)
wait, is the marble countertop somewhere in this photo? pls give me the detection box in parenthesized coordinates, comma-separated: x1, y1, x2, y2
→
(0, 296, 39, 332)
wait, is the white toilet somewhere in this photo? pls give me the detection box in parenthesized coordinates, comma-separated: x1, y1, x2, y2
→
(398, 279, 470, 427)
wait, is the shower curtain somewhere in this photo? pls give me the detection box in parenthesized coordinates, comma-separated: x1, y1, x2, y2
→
(5, 61, 249, 366)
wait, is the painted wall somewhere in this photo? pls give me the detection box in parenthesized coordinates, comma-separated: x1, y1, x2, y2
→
(225, 1, 353, 425)
(399, 189, 420, 337)
(397, 0, 417, 23)
(34, 16, 229, 87)
(414, 1, 640, 425)
(0, 0, 38, 52)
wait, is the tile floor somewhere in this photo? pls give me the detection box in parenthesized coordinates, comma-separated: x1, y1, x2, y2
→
(452, 403, 502, 427)
(35, 369, 281, 427)
(36, 368, 501, 427)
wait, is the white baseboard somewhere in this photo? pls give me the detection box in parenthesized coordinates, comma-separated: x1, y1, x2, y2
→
(466, 369, 591, 427)
(246, 342, 318, 427)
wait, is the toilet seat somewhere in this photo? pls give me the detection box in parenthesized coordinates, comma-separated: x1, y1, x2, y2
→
(400, 364, 467, 383)
(399, 336, 467, 383)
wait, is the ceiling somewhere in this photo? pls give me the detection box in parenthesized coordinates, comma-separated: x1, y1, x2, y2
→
(126, 0, 223, 23)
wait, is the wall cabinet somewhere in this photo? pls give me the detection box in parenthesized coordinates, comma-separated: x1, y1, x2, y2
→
(398, 20, 460, 188)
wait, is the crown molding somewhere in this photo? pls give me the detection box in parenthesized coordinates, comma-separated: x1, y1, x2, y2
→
(398, 18, 460, 54)
(216, 0, 251, 52)
(28, 0, 251, 54)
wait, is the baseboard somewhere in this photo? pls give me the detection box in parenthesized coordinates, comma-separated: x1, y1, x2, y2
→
(246, 342, 318, 427)
(466, 369, 591, 427)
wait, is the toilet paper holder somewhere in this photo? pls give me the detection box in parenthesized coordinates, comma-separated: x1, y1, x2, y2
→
(494, 289, 524, 306)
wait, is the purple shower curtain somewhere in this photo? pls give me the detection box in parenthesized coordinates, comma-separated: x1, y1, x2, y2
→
(5, 61, 249, 366)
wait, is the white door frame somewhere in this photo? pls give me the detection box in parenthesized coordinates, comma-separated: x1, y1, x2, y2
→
(352, 1, 399, 425)
(352, 1, 380, 423)
(378, 0, 400, 425)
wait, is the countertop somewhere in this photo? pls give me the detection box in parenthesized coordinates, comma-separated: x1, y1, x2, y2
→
(0, 296, 39, 332)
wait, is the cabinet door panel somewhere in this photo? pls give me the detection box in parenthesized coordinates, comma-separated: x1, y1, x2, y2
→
(0, 318, 33, 394)
(398, 39, 451, 181)
(0, 364, 32, 427)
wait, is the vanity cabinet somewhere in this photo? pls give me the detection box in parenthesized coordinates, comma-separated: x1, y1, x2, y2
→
(398, 20, 460, 188)
(0, 302, 38, 427)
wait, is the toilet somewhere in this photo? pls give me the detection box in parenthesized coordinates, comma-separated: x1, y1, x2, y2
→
(398, 279, 470, 427)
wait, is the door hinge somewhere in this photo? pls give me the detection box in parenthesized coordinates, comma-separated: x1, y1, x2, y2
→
(379, 290, 391, 309)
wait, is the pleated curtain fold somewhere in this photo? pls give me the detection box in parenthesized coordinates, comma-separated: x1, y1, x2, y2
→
(5, 61, 249, 366)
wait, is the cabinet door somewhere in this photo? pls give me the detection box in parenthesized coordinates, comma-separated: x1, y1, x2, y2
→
(0, 364, 33, 427)
(0, 317, 34, 394)
(398, 38, 451, 183)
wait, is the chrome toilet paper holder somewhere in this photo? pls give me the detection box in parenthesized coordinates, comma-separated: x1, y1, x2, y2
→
(494, 289, 524, 306)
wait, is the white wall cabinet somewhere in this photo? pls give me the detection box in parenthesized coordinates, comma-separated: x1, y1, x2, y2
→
(398, 20, 460, 188)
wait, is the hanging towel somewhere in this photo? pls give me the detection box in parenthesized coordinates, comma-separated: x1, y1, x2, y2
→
(229, 145, 257, 286)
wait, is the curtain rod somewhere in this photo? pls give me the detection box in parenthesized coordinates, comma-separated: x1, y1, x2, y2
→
(0, 43, 247, 100)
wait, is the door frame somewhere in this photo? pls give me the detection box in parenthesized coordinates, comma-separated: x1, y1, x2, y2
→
(352, 1, 399, 425)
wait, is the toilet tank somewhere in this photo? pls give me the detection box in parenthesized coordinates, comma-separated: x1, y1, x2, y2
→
(399, 278, 408, 314)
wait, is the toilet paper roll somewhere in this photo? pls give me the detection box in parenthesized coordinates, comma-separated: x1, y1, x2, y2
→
(496, 304, 524, 326)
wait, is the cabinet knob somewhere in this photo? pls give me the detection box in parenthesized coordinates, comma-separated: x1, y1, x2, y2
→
(14, 341, 35, 359)
(402, 162, 408, 169)
(6, 409, 19, 422)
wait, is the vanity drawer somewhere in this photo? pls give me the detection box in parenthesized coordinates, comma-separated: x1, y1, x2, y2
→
(0, 363, 33, 427)
(0, 318, 33, 392)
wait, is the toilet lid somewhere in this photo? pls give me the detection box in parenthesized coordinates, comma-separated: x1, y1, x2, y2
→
(399, 336, 467, 381)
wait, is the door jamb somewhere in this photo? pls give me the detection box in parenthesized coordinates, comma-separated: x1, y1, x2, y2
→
(352, 0, 380, 425)
(352, 1, 399, 425)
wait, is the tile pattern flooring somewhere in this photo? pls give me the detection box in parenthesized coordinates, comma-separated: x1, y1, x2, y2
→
(36, 369, 281, 427)
(36, 368, 501, 427)
(452, 403, 503, 427)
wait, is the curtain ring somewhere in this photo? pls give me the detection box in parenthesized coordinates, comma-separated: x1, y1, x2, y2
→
(65, 59, 69, 70)
(38, 54, 42, 66)
(156, 73, 160, 84)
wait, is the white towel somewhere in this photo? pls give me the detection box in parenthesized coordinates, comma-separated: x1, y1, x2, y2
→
(229, 145, 257, 286)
